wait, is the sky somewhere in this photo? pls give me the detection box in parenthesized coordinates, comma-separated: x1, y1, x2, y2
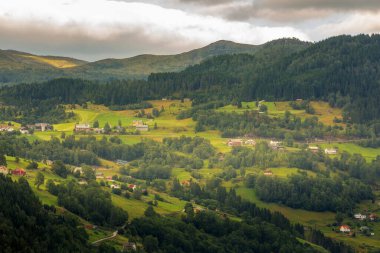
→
(0, 0, 380, 61)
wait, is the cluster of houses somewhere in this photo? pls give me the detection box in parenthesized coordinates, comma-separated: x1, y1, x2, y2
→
(227, 139, 256, 147)
(0, 123, 55, 134)
(308, 146, 338, 155)
(354, 213, 378, 221)
(132, 120, 149, 132)
(0, 166, 26, 176)
(74, 124, 104, 134)
(339, 224, 376, 236)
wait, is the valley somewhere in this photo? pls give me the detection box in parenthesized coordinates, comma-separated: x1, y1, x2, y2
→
(2, 97, 380, 252)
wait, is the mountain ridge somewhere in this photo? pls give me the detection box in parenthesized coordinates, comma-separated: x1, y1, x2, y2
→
(0, 38, 310, 84)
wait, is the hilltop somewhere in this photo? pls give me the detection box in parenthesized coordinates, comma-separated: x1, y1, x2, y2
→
(0, 38, 310, 84)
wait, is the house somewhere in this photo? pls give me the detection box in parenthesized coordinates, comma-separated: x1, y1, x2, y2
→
(136, 124, 149, 132)
(369, 213, 378, 221)
(110, 184, 120, 189)
(43, 159, 53, 166)
(20, 127, 29, 134)
(74, 123, 91, 132)
(123, 242, 137, 252)
(308, 146, 319, 153)
(354, 213, 367, 220)
(339, 225, 351, 233)
(116, 159, 129, 165)
(325, 148, 338, 155)
(181, 180, 191, 187)
(269, 140, 282, 150)
(34, 123, 53, 131)
(0, 125, 14, 132)
(227, 139, 243, 147)
(128, 184, 137, 191)
(12, 168, 26, 176)
(245, 139, 256, 146)
(263, 169, 273, 176)
(0, 166, 9, 175)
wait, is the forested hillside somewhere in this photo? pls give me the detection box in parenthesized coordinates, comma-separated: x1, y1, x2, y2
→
(0, 39, 307, 84)
(2, 35, 380, 124)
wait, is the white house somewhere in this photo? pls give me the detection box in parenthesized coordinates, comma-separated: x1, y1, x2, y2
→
(325, 148, 338, 155)
(136, 124, 149, 132)
(354, 213, 367, 220)
(339, 225, 351, 233)
(110, 184, 120, 189)
(308, 146, 319, 153)
(0, 166, 9, 175)
(269, 140, 282, 149)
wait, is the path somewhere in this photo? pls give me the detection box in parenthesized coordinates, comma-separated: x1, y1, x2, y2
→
(91, 230, 118, 245)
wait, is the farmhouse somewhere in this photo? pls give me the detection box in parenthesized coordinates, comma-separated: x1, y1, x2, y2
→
(128, 184, 137, 191)
(34, 123, 53, 131)
(339, 225, 351, 233)
(269, 140, 282, 150)
(0, 125, 14, 132)
(74, 123, 91, 132)
(227, 139, 243, 147)
(136, 124, 149, 132)
(0, 166, 9, 175)
(369, 213, 378, 221)
(12, 168, 26, 176)
(110, 184, 120, 189)
(308, 146, 319, 153)
(245, 139, 256, 146)
(19, 127, 29, 134)
(354, 213, 367, 220)
(263, 169, 273, 176)
(325, 148, 338, 155)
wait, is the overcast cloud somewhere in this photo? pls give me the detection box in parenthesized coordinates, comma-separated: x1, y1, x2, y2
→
(0, 0, 379, 60)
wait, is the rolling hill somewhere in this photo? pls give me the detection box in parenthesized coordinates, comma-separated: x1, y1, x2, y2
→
(0, 38, 310, 85)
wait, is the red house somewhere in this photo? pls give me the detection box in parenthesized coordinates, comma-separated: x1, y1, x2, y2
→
(12, 168, 26, 176)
